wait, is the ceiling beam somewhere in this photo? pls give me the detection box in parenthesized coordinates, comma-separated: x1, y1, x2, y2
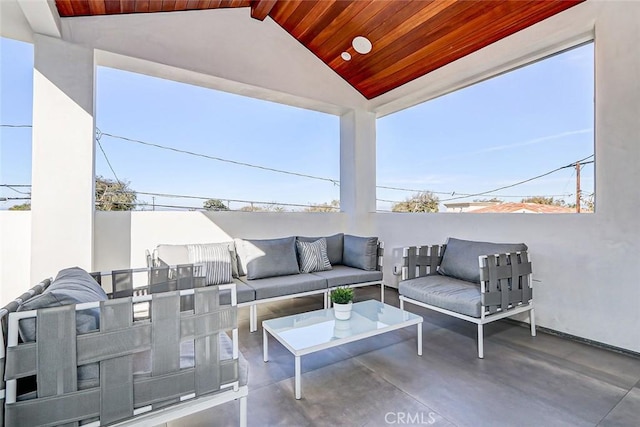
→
(17, 0, 61, 38)
(250, 0, 277, 21)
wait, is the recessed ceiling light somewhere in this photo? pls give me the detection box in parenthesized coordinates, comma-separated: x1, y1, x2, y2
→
(352, 36, 372, 54)
(341, 52, 351, 61)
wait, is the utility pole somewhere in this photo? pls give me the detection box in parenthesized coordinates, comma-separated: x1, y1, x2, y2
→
(575, 162, 581, 213)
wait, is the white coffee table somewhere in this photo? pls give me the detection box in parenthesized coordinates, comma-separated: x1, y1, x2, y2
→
(262, 299, 423, 399)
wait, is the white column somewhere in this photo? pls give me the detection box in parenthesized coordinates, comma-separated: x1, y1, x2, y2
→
(30, 34, 95, 282)
(339, 109, 377, 216)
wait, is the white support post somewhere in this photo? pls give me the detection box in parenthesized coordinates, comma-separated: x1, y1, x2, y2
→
(30, 35, 96, 282)
(339, 109, 377, 217)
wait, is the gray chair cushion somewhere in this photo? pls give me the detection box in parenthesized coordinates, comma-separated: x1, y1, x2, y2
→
(399, 275, 482, 318)
(235, 237, 300, 280)
(297, 233, 344, 265)
(219, 279, 256, 305)
(343, 235, 378, 271)
(310, 265, 383, 287)
(17, 267, 108, 383)
(438, 237, 528, 283)
(157, 242, 239, 278)
(17, 267, 108, 342)
(240, 273, 327, 300)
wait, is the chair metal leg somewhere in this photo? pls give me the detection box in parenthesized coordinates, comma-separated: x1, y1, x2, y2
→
(239, 395, 247, 427)
(380, 283, 385, 303)
(477, 323, 484, 359)
(530, 308, 537, 336)
(400, 297, 404, 311)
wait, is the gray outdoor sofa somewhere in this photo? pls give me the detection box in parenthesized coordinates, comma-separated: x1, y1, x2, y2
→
(399, 237, 535, 358)
(0, 264, 248, 427)
(150, 233, 384, 332)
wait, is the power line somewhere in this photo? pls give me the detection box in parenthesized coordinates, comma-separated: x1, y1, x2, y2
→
(2, 124, 596, 199)
(96, 137, 123, 185)
(0, 184, 31, 195)
(440, 155, 594, 202)
(98, 130, 340, 186)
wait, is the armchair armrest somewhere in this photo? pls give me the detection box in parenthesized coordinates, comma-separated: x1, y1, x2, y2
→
(401, 244, 446, 280)
(479, 251, 533, 315)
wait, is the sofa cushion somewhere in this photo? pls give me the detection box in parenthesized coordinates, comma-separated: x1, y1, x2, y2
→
(310, 265, 383, 287)
(399, 275, 482, 318)
(17, 267, 108, 383)
(157, 242, 239, 278)
(17, 267, 108, 342)
(236, 237, 300, 280)
(187, 243, 233, 285)
(218, 278, 256, 305)
(240, 273, 327, 300)
(439, 238, 528, 283)
(296, 238, 332, 273)
(297, 233, 344, 265)
(343, 235, 378, 271)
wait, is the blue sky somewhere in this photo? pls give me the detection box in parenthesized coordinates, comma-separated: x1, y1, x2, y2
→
(0, 37, 594, 211)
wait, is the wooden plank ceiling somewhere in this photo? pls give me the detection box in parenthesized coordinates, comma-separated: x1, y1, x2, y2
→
(54, 0, 584, 99)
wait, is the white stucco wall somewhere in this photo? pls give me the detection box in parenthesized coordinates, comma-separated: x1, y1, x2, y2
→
(0, 212, 31, 304)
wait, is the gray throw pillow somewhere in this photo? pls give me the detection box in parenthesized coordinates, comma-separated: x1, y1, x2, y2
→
(343, 235, 378, 271)
(297, 233, 344, 265)
(438, 237, 528, 283)
(157, 242, 239, 278)
(296, 238, 332, 273)
(236, 237, 300, 280)
(187, 243, 234, 285)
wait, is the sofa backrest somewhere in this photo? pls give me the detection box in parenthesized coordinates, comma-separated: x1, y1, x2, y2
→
(438, 237, 528, 283)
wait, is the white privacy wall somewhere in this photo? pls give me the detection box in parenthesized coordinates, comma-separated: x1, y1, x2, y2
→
(0, 212, 31, 305)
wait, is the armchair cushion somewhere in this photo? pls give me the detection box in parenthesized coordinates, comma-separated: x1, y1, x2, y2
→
(439, 238, 528, 283)
(399, 274, 482, 318)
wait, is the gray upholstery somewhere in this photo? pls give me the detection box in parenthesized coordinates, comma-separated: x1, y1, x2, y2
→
(17, 267, 108, 342)
(241, 273, 327, 300)
(297, 233, 344, 265)
(399, 274, 482, 318)
(311, 265, 383, 287)
(157, 242, 239, 278)
(236, 237, 300, 280)
(439, 238, 528, 283)
(219, 279, 256, 305)
(343, 235, 378, 271)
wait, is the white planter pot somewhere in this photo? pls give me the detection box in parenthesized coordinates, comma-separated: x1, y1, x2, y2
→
(333, 302, 353, 320)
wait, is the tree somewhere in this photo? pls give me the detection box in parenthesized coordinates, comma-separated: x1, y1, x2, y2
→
(239, 203, 287, 212)
(392, 191, 439, 213)
(203, 199, 229, 211)
(304, 200, 339, 212)
(9, 202, 31, 211)
(95, 176, 137, 211)
(521, 196, 566, 206)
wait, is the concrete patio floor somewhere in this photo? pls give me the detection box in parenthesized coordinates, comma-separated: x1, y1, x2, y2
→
(167, 286, 640, 427)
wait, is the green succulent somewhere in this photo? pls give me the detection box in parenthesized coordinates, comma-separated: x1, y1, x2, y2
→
(330, 287, 354, 304)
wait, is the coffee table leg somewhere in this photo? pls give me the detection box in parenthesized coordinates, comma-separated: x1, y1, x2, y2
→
(295, 356, 301, 399)
(263, 329, 269, 362)
(417, 323, 423, 356)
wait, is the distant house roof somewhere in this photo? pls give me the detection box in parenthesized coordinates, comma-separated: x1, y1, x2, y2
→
(471, 203, 576, 214)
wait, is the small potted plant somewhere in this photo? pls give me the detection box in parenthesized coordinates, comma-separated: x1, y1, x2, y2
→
(331, 287, 354, 320)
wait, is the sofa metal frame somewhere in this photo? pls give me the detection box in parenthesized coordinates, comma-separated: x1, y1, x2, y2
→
(399, 244, 535, 358)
